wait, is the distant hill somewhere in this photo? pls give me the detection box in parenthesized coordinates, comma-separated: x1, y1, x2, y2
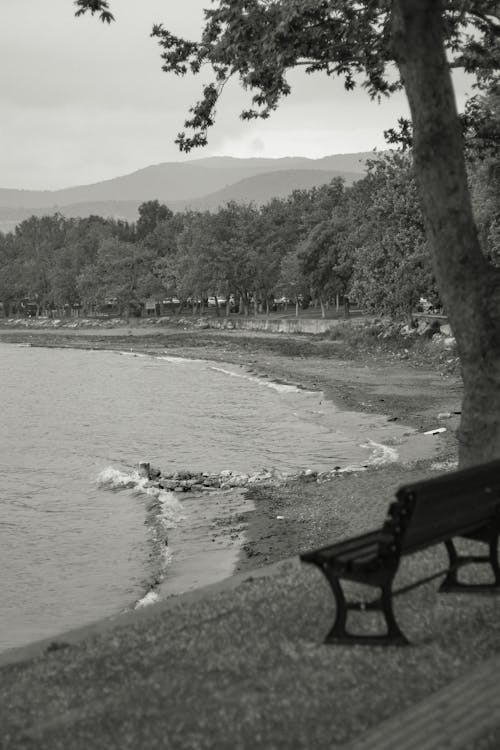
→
(0, 152, 376, 231)
(173, 168, 360, 211)
(190, 153, 372, 173)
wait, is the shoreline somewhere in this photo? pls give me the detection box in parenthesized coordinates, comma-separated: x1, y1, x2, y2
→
(0, 325, 461, 591)
(0, 322, 462, 431)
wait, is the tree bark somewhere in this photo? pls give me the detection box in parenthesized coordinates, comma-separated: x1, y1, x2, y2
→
(392, 0, 500, 467)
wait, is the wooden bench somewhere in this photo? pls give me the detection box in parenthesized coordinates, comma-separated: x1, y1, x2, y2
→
(300, 459, 500, 645)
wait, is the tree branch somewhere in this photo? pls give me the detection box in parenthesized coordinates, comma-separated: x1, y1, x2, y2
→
(74, 0, 114, 24)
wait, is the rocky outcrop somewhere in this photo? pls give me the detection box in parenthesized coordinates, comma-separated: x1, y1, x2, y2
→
(140, 465, 354, 494)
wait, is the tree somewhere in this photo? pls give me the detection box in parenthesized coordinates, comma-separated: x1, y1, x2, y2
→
(0, 232, 24, 316)
(136, 200, 173, 240)
(347, 153, 436, 322)
(172, 211, 217, 312)
(208, 203, 259, 316)
(77, 1, 500, 467)
(299, 219, 351, 318)
(253, 200, 291, 314)
(278, 249, 310, 318)
(74, 0, 114, 23)
(390, 3, 500, 467)
(14, 214, 68, 315)
(297, 179, 351, 316)
(467, 90, 500, 265)
(86, 237, 153, 317)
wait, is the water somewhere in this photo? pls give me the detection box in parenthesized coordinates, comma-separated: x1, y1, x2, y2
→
(0, 343, 431, 653)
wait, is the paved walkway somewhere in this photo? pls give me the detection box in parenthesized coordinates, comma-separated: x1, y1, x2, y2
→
(348, 654, 500, 750)
(1, 558, 500, 750)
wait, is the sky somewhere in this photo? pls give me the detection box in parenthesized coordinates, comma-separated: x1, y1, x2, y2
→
(1, 0, 475, 190)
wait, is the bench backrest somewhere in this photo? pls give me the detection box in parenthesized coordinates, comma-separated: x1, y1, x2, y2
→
(387, 459, 500, 553)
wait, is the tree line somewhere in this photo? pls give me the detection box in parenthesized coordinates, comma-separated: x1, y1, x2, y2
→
(0, 147, 498, 322)
(2, 69, 499, 325)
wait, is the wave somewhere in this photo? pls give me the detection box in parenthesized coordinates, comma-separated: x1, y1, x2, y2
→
(96, 433, 398, 610)
(135, 590, 160, 608)
(156, 355, 206, 364)
(208, 364, 309, 394)
(96, 466, 141, 490)
(97, 466, 184, 608)
(362, 439, 399, 466)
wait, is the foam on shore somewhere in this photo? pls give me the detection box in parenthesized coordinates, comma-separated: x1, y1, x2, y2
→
(97, 467, 185, 607)
(209, 363, 306, 393)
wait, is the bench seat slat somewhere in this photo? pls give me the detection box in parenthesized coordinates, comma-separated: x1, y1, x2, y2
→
(335, 544, 383, 565)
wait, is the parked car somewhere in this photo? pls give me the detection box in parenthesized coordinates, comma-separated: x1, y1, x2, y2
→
(208, 296, 227, 307)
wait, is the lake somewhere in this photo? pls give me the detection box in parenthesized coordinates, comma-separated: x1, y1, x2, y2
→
(0, 342, 428, 652)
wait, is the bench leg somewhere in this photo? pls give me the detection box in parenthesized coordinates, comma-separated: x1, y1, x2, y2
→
(439, 539, 460, 590)
(490, 535, 500, 585)
(440, 537, 500, 593)
(325, 577, 349, 641)
(323, 573, 409, 646)
(380, 584, 410, 646)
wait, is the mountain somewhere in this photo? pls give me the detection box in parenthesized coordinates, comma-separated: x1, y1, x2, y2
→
(172, 168, 361, 211)
(0, 152, 375, 231)
(192, 153, 373, 173)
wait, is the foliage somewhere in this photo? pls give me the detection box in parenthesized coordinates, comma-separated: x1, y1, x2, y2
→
(277, 249, 309, 307)
(2, 156, 495, 320)
(136, 200, 173, 240)
(143, 1, 500, 151)
(348, 153, 436, 318)
(297, 180, 352, 310)
(74, 0, 114, 24)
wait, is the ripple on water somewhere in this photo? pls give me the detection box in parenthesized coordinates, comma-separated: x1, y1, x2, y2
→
(0, 344, 440, 651)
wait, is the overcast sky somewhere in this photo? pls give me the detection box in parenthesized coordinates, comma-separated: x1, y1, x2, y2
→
(1, 0, 474, 190)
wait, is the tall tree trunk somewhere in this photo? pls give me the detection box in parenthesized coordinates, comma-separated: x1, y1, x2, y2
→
(392, 0, 500, 467)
